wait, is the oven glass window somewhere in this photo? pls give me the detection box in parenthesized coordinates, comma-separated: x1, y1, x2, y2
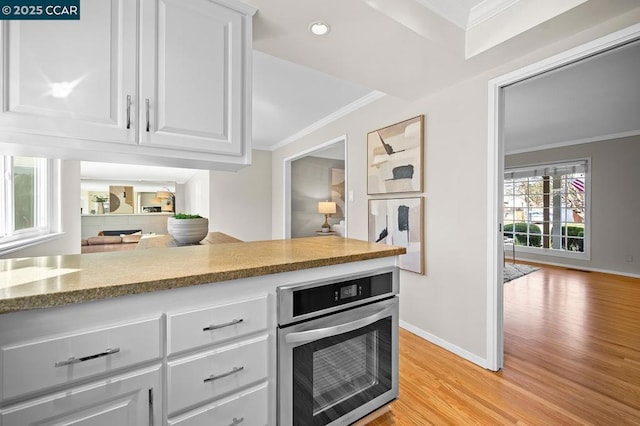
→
(293, 318, 392, 425)
(313, 332, 378, 413)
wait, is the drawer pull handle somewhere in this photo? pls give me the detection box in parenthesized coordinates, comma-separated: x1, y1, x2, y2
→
(203, 318, 243, 331)
(54, 347, 121, 367)
(203, 366, 244, 383)
(230, 417, 244, 426)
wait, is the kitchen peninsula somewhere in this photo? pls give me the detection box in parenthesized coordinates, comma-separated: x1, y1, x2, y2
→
(0, 237, 404, 425)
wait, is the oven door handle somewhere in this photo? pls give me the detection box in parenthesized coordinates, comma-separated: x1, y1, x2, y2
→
(285, 305, 393, 345)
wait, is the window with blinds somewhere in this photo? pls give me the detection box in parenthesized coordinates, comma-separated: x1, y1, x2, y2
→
(504, 159, 589, 258)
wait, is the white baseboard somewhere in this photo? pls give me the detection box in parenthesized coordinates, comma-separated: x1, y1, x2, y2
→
(399, 320, 489, 369)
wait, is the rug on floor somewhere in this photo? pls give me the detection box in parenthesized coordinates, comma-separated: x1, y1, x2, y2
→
(504, 263, 539, 283)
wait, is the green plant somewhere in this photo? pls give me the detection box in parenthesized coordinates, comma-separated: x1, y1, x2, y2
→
(555, 225, 584, 252)
(504, 223, 542, 247)
(93, 195, 109, 203)
(172, 213, 204, 219)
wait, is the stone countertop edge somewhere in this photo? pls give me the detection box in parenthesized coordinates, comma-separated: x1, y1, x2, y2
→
(0, 237, 405, 315)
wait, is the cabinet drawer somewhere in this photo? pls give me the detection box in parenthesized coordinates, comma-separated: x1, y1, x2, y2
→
(167, 296, 267, 355)
(169, 382, 268, 426)
(167, 335, 268, 415)
(1, 317, 161, 401)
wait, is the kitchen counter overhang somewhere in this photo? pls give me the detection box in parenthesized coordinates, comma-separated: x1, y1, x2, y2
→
(0, 237, 405, 314)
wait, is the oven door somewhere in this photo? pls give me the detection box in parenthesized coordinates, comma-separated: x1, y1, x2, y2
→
(278, 296, 398, 426)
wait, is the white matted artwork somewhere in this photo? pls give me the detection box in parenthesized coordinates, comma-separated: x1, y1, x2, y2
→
(367, 115, 424, 195)
(369, 197, 424, 274)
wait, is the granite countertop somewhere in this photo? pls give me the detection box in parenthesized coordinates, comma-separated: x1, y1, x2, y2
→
(0, 237, 405, 314)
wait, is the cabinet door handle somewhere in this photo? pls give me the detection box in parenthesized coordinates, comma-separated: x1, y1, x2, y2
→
(203, 318, 243, 331)
(148, 388, 154, 426)
(126, 95, 131, 129)
(229, 417, 244, 426)
(203, 366, 244, 383)
(54, 347, 120, 367)
(145, 98, 150, 132)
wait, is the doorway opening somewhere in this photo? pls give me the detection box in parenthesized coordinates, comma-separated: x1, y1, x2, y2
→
(486, 23, 640, 371)
(283, 136, 347, 239)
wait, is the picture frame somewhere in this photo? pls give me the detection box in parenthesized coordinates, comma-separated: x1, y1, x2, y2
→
(109, 185, 134, 214)
(367, 115, 424, 195)
(368, 197, 425, 274)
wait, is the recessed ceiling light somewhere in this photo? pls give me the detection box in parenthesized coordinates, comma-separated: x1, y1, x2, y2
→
(309, 21, 330, 36)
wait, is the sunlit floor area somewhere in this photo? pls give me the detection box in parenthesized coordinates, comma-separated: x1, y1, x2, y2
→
(369, 264, 640, 425)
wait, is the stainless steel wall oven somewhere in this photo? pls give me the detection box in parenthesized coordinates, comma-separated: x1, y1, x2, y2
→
(277, 267, 399, 425)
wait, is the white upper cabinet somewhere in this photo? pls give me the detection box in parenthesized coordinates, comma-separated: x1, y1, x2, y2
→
(0, 0, 256, 170)
(0, 0, 137, 144)
(140, 0, 247, 156)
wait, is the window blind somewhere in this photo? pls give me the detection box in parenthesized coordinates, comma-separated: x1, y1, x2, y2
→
(505, 160, 587, 180)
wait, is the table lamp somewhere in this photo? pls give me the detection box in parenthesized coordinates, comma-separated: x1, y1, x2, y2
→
(318, 201, 336, 232)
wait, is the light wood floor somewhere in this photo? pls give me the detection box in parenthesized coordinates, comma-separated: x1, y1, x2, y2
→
(369, 264, 640, 425)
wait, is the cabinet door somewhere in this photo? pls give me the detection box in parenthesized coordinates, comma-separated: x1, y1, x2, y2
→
(0, 0, 137, 144)
(0, 365, 161, 426)
(139, 0, 250, 156)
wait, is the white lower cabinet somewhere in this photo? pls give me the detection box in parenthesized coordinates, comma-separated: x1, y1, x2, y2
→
(168, 382, 268, 426)
(0, 365, 161, 426)
(0, 288, 274, 425)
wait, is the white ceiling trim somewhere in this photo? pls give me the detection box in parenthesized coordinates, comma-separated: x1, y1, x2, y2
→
(504, 129, 640, 156)
(467, 0, 521, 30)
(412, 0, 470, 29)
(262, 91, 386, 152)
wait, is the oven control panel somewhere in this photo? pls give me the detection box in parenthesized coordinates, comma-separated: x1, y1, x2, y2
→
(292, 272, 393, 318)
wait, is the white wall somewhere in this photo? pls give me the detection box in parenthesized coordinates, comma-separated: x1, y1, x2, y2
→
(182, 170, 210, 218)
(210, 150, 272, 241)
(273, 83, 490, 360)
(4, 160, 81, 258)
(506, 136, 640, 276)
(180, 150, 272, 242)
(271, 15, 640, 366)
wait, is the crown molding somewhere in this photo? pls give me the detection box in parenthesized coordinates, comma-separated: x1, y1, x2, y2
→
(468, 0, 521, 29)
(411, 0, 522, 30)
(263, 91, 386, 152)
(412, 0, 470, 29)
(504, 129, 640, 156)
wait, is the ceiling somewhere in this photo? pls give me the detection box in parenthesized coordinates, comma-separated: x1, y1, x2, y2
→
(81, 0, 640, 183)
(503, 39, 640, 154)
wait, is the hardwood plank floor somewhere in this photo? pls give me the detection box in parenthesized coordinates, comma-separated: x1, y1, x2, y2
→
(369, 264, 640, 425)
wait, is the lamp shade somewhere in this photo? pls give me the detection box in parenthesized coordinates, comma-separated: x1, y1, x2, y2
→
(318, 201, 336, 214)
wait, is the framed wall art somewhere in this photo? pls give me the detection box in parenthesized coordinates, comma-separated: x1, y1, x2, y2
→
(369, 197, 424, 274)
(109, 185, 134, 214)
(367, 115, 424, 195)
